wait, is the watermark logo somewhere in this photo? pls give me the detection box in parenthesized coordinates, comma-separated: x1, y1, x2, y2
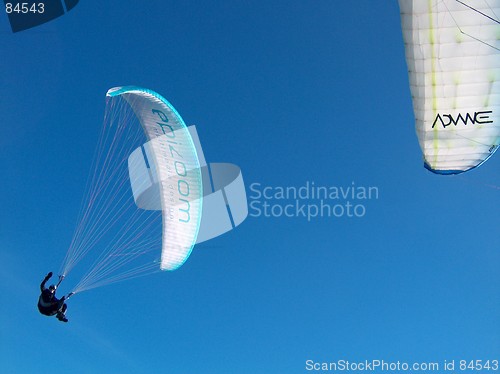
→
(4, 0, 79, 33)
(128, 125, 248, 244)
(249, 181, 379, 221)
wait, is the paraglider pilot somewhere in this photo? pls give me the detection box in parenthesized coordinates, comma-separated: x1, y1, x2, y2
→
(37, 272, 73, 323)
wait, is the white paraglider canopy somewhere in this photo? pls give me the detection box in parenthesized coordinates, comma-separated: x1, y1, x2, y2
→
(399, 0, 500, 174)
(59, 86, 203, 292)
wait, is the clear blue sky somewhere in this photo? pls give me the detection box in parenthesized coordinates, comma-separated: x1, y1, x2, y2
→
(0, 1, 498, 373)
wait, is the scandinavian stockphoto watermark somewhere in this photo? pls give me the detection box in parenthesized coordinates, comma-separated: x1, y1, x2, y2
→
(304, 358, 499, 372)
(248, 181, 379, 221)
